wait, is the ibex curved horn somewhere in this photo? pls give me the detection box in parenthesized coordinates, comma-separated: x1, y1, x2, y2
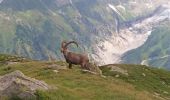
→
(64, 41, 78, 48)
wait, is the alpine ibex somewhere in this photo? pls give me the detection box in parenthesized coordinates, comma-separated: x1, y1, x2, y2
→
(60, 41, 90, 70)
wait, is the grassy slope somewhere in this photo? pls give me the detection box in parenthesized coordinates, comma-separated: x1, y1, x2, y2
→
(101, 64, 170, 99)
(0, 54, 170, 100)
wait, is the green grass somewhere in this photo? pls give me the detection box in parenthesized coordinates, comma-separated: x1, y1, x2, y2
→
(0, 55, 170, 100)
(101, 64, 170, 98)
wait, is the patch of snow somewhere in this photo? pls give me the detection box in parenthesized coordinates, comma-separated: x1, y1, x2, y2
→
(116, 5, 126, 11)
(93, 29, 152, 65)
(108, 4, 125, 20)
(69, 0, 73, 5)
(145, 0, 154, 8)
(146, 3, 153, 8)
(39, 0, 57, 16)
(0, 0, 3, 4)
(141, 55, 170, 66)
(129, 1, 137, 4)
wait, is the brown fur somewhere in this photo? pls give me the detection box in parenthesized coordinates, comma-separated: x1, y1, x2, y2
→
(61, 41, 90, 70)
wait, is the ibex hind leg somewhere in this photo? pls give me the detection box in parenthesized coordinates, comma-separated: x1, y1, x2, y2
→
(83, 63, 90, 70)
(81, 63, 86, 69)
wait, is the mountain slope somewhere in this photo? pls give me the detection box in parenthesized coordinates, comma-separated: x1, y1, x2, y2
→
(0, 54, 170, 100)
(122, 21, 170, 69)
(0, 0, 99, 60)
(93, 3, 170, 66)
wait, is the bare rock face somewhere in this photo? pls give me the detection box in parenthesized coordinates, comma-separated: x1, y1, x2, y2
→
(0, 70, 50, 99)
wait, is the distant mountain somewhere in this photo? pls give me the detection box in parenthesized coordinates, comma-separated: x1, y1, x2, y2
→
(0, 0, 132, 60)
(0, 0, 99, 60)
(0, 0, 170, 69)
(122, 21, 170, 69)
(91, 1, 170, 69)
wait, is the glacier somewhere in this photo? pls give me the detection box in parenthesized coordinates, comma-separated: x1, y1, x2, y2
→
(92, 3, 170, 65)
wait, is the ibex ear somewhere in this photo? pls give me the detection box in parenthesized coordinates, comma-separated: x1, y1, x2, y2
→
(60, 48, 64, 53)
(61, 41, 67, 48)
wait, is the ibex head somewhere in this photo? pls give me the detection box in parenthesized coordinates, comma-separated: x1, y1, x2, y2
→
(60, 41, 78, 53)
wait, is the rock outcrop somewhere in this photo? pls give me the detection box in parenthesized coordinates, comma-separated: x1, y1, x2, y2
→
(0, 70, 50, 99)
(82, 63, 103, 75)
(100, 65, 129, 76)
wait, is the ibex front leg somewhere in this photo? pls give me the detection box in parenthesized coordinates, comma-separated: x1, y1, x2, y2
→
(69, 63, 72, 69)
